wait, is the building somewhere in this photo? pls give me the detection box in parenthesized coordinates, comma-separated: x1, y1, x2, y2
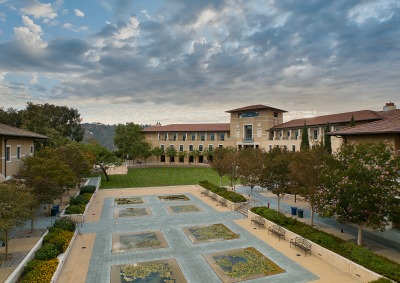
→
(0, 123, 47, 182)
(143, 102, 399, 163)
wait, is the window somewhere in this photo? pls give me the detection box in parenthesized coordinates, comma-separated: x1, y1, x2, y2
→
(191, 133, 196, 141)
(199, 145, 203, 151)
(283, 145, 288, 151)
(235, 129, 240, 138)
(244, 125, 252, 141)
(200, 133, 205, 141)
(17, 145, 21, 160)
(292, 145, 296, 152)
(274, 111, 279, 118)
(295, 130, 299, 140)
(6, 146, 11, 162)
(160, 144, 165, 151)
(287, 131, 290, 137)
(30, 145, 34, 154)
(208, 144, 213, 151)
(313, 129, 318, 139)
(173, 133, 177, 141)
(210, 133, 215, 141)
(189, 144, 194, 151)
(257, 128, 262, 138)
(269, 145, 272, 152)
(183, 133, 187, 141)
(179, 145, 184, 151)
(170, 144, 174, 149)
(218, 144, 223, 148)
(220, 133, 225, 141)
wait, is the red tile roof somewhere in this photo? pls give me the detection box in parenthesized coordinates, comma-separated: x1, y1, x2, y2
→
(0, 123, 48, 138)
(143, 123, 230, 132)
(271, 110, 383, 130)
(331, 110, 400, 135)
(226, 104, 287, 113)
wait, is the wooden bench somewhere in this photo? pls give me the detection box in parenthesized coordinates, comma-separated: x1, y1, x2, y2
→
(290, 237, 312, 256)
(218, 198, 227, 207)
(267, 225, 286, 241)
(251, 216, 265, 229)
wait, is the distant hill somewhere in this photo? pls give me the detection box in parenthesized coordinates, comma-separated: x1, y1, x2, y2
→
(82, 123, 117, 151)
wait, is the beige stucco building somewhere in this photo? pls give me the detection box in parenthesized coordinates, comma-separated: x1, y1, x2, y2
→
(143, 103, 400, 163)
(0, 123, 47, 182)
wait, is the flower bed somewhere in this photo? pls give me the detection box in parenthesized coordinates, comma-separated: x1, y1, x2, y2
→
(114, 197, 144, 205)
(199, 180, 246, 203)
(185, 224, 239, 243)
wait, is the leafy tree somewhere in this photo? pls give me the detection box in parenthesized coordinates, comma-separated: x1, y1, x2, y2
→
(20, 154, 77, 214)
(318, 142, 400, 246)
(350, 115, 356, 126)
(202, 147, 213, 162)
(300, 122, 310, 151)
(152, 147, 164, 164)
(85, 144, 121, 181)
(210, 147, 230, 186)
(290, 143, 329, 226)
(191, 149, 200, 164)
(114, 122, 147, 162)
(178, 150, 188, 164)
(165, 146, 177, 164)
(21, 102, 84, 144)
(0, 107, 22, 127)
(324, 123, 332, 155)
(237, 148, 264, 196)
(139, 141, 153, 164)
(0, 181, 35, 261)
(259, 147, 292, 212)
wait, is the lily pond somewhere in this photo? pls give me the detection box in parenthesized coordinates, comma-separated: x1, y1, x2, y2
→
(205, 247, 285, 282)
(111, 259, 187, 283)
(117, 207, 150, 218)
(169, 204, 200, 214)
(184, 224, 239, 243)
(158, 195, 190, 201)
(115, 197, 144, 205)
(112, 231, 168, 252)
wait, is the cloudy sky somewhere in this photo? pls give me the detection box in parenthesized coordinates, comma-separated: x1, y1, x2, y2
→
(0, 0, 399, 125)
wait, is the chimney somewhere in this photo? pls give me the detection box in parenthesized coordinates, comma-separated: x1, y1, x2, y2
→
(383, 102, 396, 111)
(155, 122, 161, 126)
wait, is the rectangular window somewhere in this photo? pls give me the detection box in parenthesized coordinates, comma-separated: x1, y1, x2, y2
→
(283, 145, 288, 151)
(208, 144, 213, 151)
(191, 133, 196, 141)
(17, 145, 21, 160)
(244, 125, 252, 141)
(274, 111, 279, 118)
(287, 131, 290, 137)
(313, 129, 318, 139)
(257, 128, 262, 138)
(200, 133, 205, 141)
(189, 144, 194, 151)
(160, 144, 165, 151)
(210, 133, 215, 141)
(30, 145, 34, 154)
(199, 145, 203, 151)
(292, 145, 296, 152)
(179, 145, 184, 152)
(295, 130, 299, 140)
(220, 133, 225, 141)
(235, 129, 240, 138)
(170, 144, 174, 149)
(218, 144, 223, 148)
(6, 146, 11, 162)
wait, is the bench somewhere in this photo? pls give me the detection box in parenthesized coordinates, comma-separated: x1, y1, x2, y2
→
(267, 225, 286, 241)
(290, 237, 312, 256)
(210, 193, 217, 201)
(201, 189, 208, 195)
(251, 216, 265, 229)
(218, 198, 227, 207)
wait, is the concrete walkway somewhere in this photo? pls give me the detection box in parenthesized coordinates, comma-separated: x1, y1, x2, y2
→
(57, 185, 360, 283)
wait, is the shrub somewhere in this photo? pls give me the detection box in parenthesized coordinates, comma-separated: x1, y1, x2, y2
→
(35, 243, 59, 260)
(369, 278, 393, 283)
(65, 204, 85, 214)
(80, 185, 96, 194)
(43, 230, 74, 253)
(199, 180, 246, 203)
(22, 258, 59, 283)
(69, 195, 89, 206)
(80, 193, 93, 202)
(50, 218, 76, 232)
(24, 260, 42, 273)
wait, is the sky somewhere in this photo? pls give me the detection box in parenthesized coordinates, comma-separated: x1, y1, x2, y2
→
(0, 0, 399, 125)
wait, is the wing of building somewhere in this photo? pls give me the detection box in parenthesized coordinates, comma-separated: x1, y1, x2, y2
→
(0, 123, 48, 182)
(143, 102, 399, 164)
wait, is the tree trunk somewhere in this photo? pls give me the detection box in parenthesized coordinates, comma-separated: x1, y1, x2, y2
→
(101, 166, 110, 181)
(310, 207, 314, 226)
(30, 217, 36, 233)
(219, 175, 222, 187)
(294, 194, 297, 203)
(5, 230, 9, 261)
(277, 196, 281, 212)
(357, 225, 363, 246)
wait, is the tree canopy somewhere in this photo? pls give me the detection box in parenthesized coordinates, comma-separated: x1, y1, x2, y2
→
(114, 122, 150, 161)
(300, 122, 310, 150)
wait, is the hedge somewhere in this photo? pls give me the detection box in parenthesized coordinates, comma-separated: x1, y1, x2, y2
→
(80, 185, 96, 194)
(199, 180, 247, 203)
(251, 207, 400, 282)
(22, 259, 59, 283)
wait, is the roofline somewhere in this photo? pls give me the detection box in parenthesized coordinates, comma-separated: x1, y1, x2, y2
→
(225, 105, 287, 113)
(329, 131, 400, 136)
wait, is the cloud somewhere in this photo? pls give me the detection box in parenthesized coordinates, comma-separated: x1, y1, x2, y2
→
(13, 15, 46, 48)
(74, 8, 84, 17)
(62, 22, 88, 32)
(21, 0, 57, 19)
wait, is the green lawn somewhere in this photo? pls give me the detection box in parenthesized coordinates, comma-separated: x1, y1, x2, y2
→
(100, 167, 231, 189)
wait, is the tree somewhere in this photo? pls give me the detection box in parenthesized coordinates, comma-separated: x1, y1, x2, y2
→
(0, 181, 35, 261)
(324, 123, 332, 155)
(202, 148, 213, 163)
(300, 122, 310, 150)
(165, 146, 177, 164)
(20, 155, 77, 214)
(178, 150, 188, 164)
(0, 107, 22, 127)
(86, 144, 121, 181)
(152, 147, 164, 164)
(237, 148, 264, 196)
(318, 142, 400, 246)
(139, 141, 153, 164)
(210, 147, 230, 186)
(290, 143, 329, 226)
(114, 122, 147, 162)
(225, 147, 239, 189)
(191, 149, 200, 164)
(350, 115, 356, 127)
(259, 147, 292, 212)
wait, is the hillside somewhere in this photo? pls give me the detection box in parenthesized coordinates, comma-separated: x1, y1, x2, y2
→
(82, 123, 117, 151)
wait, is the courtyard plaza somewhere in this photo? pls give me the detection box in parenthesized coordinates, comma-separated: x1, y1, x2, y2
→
(57, 185, 360, 283)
